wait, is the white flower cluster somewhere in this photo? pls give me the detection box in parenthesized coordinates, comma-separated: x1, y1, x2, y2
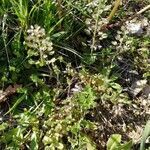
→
(25, 25, 54, 59)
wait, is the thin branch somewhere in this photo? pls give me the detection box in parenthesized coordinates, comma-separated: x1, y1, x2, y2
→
(101, 4, 150, 31)
(129, 4, 150, 20)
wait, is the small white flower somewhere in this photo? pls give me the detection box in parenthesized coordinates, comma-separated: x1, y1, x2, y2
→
(39, 47, 46, 51)
(25, 25, 54, 66)
(71, 84, 82, 93)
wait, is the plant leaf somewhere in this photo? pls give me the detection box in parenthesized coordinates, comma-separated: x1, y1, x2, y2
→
(119, 141, 132, 150)
(107, 134, 121, 150)
(140, 121, 150, 150)
(30, 131, 39, 150)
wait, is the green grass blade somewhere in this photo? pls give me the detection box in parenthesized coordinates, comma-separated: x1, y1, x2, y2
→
(140, 121, 150, 150)
(4, 94, 26, 115)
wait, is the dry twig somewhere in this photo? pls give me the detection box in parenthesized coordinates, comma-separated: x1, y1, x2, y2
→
(0, 84, 22, 103)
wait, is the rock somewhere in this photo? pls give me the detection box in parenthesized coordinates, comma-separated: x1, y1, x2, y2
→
(129, 80, 147, 97)
(126, 22, 143, 35)
(142, 85, 150, 100)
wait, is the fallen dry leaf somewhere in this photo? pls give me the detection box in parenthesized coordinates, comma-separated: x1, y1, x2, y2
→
(0, 84, 22, 103)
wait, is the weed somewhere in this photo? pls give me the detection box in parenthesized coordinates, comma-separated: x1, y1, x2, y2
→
(0, 0, 149, 149)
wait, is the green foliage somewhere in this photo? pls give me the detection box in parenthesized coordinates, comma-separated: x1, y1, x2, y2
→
(140, 121, 150, 150)
(10, 0, 29, 29)
(42, 85, 96, 149)
(107, 134, 132, 150)
(0, 0, 149, 149)
(0, 85, 96, 149)
(79, 68, 129, 104)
